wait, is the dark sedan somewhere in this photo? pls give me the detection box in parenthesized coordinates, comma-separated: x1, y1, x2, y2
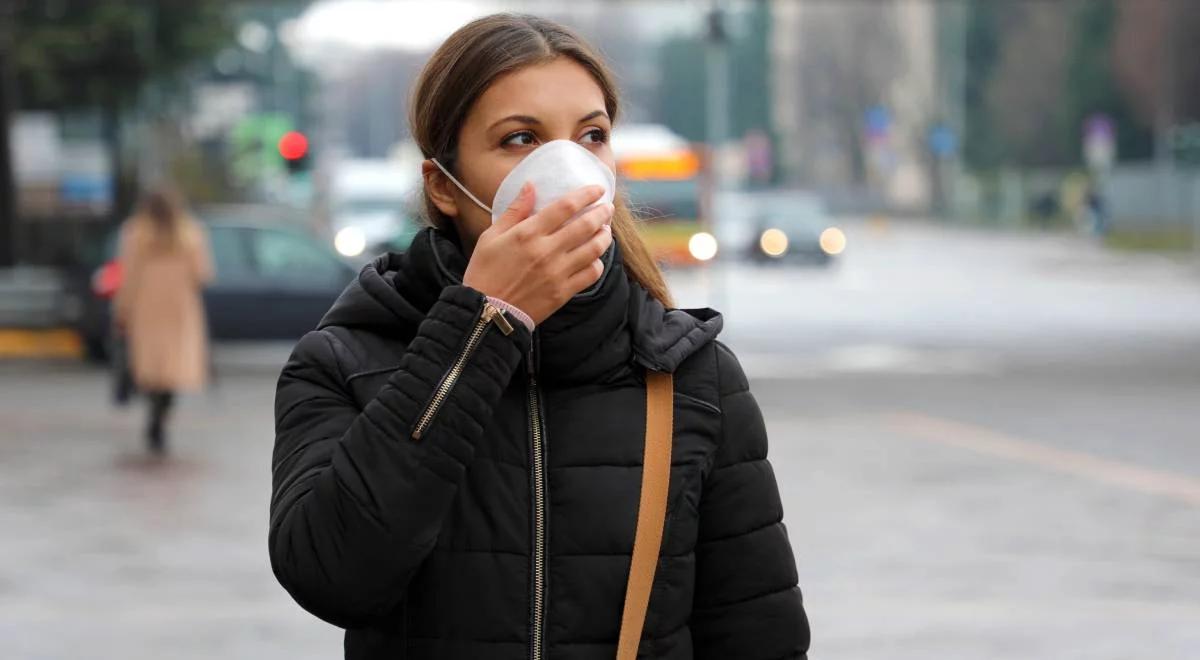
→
(79, 221, 358, 361)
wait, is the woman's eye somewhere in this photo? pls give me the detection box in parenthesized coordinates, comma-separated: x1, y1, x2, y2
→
(581, 128, 608, 144)
(502, 131, 538, 147)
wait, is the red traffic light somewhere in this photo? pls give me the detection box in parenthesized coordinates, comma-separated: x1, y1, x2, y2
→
(278, 131, 309, 161)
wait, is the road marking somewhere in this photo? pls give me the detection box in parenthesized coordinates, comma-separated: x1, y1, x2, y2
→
(888, 411, 1200, 507)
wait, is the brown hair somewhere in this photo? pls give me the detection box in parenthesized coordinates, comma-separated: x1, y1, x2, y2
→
(135, 186, 188, 249)
(409, 13, 673, 307)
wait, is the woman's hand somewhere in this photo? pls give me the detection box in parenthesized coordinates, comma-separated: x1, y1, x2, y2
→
(462, 183, 614, 325)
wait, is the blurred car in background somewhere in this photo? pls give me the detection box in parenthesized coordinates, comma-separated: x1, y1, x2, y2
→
(716, 190, 846, 266)
(77, 208, 358, 362)
(330, 158, 423, 260)
(364, 225, 425, 259)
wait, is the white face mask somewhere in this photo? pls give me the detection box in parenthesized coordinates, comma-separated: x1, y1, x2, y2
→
(431, 139, 616, 224)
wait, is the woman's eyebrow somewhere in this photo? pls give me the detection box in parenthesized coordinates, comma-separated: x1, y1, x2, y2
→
(489, 114, 541, 131)
(579, 110, 609, 123)
(489, 110, 609, 132)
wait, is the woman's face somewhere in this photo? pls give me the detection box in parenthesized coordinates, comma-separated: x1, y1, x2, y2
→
(424, 57, 615, 254)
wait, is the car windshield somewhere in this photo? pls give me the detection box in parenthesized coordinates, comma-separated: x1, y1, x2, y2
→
(754, 197, 826, 231)
(208, 226, 256, 285)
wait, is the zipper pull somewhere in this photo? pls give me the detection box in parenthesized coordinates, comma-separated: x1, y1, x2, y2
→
(482, 302, 515, 336)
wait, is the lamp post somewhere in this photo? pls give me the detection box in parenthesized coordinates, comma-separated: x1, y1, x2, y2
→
(704, 1, 729, 235)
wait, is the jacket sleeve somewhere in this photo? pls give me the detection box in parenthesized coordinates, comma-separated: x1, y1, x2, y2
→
(691, 342, 810, 659)
(269, 284, 529, 628)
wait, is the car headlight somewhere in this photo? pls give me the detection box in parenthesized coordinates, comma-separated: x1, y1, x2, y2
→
(759, 228, 788, 257)
(819, 227, 846, 255)
(334, 226, 367, 257)
(688, 232, 719, 261)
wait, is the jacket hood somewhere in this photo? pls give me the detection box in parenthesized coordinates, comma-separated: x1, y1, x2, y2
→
(319, 228, 722, 379)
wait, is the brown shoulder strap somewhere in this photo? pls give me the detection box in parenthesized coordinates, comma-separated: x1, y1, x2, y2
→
(616, 370, 674, 660)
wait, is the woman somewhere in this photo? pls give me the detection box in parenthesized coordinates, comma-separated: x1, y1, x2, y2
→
(114, 187, 213, 454)
(270, 14, 809, 660)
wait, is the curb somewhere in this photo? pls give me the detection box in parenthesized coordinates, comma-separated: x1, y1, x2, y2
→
(0, 328, 84, 360)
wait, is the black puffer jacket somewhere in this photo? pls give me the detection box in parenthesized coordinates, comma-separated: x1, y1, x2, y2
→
(270, 228, 809, 659)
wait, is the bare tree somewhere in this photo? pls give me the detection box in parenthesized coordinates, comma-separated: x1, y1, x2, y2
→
(985, 2, 1073, 166)
(1114, 0, 1200, 127)
(794, 1, 906, 184)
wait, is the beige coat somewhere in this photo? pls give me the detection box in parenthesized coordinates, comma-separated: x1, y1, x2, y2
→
(113, 216, 214, 392)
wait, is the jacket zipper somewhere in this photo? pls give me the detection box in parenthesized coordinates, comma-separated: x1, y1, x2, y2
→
(411, 301, 514, 440)
(528, 339, 548, 660)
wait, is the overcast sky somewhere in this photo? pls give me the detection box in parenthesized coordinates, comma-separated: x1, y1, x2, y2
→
(292, 0, 706, 56)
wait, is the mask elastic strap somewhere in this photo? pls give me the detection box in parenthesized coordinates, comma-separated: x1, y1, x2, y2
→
(430, 158, 493, 215)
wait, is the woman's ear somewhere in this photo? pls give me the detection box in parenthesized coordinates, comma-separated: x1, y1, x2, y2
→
(421, 160, 459, 218)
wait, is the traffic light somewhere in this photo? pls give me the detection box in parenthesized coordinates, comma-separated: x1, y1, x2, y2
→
(278, 130, 310, 174)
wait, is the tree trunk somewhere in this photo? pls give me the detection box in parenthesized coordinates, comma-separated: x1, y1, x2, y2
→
(0, 0, 17, 267)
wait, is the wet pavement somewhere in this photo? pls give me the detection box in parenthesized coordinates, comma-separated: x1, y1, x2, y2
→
(0, 366, 339, 659)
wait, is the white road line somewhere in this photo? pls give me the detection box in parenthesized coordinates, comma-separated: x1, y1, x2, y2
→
(888, 411, 1200, 507)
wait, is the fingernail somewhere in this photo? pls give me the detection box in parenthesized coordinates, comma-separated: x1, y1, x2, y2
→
(590, 185, 604, 196)
(520, 182, 533, 198)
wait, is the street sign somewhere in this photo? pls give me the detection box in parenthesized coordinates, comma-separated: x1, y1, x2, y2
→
(1083, 113, 1116, 171)
(744, 130, 772, 183)
(864, 106, 891, 142)
(928, 124, 957, 159)
(230, 113, 293, 184)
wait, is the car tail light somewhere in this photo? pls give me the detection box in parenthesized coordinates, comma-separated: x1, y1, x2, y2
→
(92, 260, 122, 299)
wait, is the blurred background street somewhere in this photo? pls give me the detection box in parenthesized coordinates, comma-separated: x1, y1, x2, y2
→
(2, 1, 1200, 659)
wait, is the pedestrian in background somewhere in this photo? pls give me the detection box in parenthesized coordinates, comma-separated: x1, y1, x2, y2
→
(113, 187, 213, 455)
(270, 13, 808, 660)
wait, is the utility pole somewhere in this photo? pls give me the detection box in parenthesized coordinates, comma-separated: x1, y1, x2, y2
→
(704, 1, 730, 311)
(704, 1, 730, 229)
(0, 0, 17, 267)
(930, 1, 968, 221)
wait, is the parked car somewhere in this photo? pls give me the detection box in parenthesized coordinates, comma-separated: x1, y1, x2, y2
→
(330, 158, 423, 260)
(78, 218, 358, 362)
